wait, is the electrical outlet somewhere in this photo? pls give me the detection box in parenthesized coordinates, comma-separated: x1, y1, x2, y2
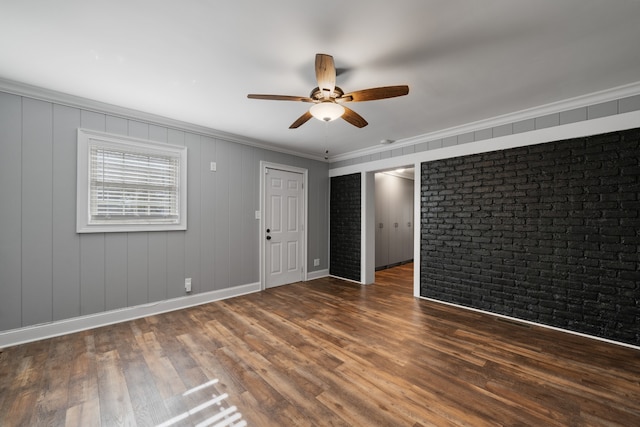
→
(185, 278, 192, 293)
(313, 258, 320, 266)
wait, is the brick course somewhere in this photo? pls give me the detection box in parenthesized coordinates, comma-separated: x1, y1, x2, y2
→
(420, 128, 640, 346)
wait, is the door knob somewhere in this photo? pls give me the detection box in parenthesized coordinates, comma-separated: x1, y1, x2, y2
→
(266, 235, 271, 240)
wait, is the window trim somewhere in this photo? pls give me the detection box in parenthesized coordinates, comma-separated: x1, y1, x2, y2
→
(76, 128, 187, 233)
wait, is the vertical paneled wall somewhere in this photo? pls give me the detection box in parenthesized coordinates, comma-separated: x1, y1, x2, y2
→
(420, 128, 640, 346)
(1, 93, 24, 330)
(0, 91, 329, 332)
(330, 173, 361, 281)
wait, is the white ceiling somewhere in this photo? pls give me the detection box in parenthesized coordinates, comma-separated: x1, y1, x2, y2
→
(2, 0, 640, 160)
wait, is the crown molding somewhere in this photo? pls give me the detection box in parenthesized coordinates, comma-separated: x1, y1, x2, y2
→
(329, 110, 640, 177)
(330, 80, 640, 163)
(0, 77, 327, 163)
(3, 76, 638, 165)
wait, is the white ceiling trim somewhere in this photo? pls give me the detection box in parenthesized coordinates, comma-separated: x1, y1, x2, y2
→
(3, 76, 639, 166)
(0, 77, 328, 163)
(330, 80, 640, 163)
(329, 110, 640, 178)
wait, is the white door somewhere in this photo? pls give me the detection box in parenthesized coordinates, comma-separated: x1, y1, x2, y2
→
(265, 168, 304, 288)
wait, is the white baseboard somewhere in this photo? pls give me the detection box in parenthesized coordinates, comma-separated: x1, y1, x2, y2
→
(306, 269, 329, 280)
(329, 275, 365, 285)
(419, 296, 640, 351)
(0, 282, 261, 349)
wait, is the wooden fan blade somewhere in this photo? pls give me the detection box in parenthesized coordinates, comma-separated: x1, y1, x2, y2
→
(341, 85, 409, 102)
(289, 111, 313, 129)
(315, 54, 336, 100)
(247, 94, 314, 102)
(341, 106, 368, 128)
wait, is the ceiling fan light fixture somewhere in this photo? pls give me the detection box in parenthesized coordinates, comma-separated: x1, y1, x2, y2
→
(247, 54, 409, 129)
(310, 101, 345, 122)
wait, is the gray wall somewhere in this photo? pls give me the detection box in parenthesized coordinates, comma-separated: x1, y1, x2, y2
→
(0, 91, 329, 332)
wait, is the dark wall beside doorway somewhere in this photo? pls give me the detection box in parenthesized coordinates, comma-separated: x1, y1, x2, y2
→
(420, 128, 640, 346)
(330, 173, 361, 281)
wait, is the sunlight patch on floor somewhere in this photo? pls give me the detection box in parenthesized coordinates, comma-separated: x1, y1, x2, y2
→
(156, 379, 246, 427)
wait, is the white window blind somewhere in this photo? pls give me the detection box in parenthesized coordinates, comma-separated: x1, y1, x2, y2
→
(77, 129, 187, 233)
(90, 146, 180, 223)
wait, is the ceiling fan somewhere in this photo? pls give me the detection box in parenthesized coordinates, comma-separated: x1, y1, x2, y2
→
(247, 53, 409, 129)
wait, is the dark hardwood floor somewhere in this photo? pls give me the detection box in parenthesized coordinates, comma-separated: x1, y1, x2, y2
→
(1, 263, 639, 426)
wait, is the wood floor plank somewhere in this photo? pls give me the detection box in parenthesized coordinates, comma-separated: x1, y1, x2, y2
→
(3, 390, 39, 427)
(96, 350, 137, 426)
(65, 398, 101, 427)
(136, 332, 180, 390)
(67, 334, 99, 409)
(30, 335, 75, 426)
(1, 263, 639, 426)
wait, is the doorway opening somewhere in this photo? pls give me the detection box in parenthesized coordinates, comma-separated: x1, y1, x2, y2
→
(373, 167, 415, 289)
(374, 262, 415, 294)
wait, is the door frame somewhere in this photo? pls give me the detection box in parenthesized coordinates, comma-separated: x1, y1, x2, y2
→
(259, 161, 308, 290)
(362, 166, 419, 288)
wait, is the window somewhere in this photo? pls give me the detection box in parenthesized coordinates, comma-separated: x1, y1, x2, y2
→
(77, 128, 187, 233)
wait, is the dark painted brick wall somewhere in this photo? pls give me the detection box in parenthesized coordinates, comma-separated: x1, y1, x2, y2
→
(330, 173, 361, 281)
(420, 128, 640, 346)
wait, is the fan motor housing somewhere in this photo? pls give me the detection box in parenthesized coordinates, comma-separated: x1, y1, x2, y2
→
(310, 86, 344, 101)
